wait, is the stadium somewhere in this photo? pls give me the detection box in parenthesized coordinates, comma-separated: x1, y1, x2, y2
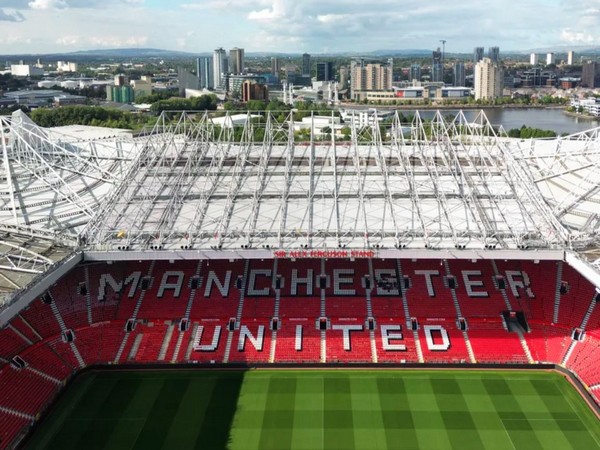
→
(0, 108, 600, 449)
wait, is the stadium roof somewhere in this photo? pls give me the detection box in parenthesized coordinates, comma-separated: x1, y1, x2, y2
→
(1, 108, 600, 296)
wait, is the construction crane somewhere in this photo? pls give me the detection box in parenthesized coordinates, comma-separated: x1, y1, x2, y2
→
(439, 39, 447, 67)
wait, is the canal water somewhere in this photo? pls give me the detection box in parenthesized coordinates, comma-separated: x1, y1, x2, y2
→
(399, 108, 598, 135)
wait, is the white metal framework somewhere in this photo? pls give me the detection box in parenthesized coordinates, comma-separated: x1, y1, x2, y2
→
(80, 110, 586, 253)
(1, 109, 600, 283)
(0, 111, 135, 286)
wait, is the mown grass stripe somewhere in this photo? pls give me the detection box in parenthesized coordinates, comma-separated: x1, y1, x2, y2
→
(131, 378, 190, 450)
(193, 372, 246, 450)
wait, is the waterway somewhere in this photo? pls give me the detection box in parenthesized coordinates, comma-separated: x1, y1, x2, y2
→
(398, 108, 598, 135)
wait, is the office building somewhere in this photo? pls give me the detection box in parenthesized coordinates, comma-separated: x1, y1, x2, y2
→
(316, 61, 334, 82)
(242, 80, 268, 102)
(432, 48, 443, 83)
(178, 67, 201, 96)
(474, 47, 484, 63)
(409, 64, 421, 82)
(130, 79, 152, 99)
(474, 57, 503, 100)
(350, 57, 393, 100)
(546, 52, 555, 65)
(230, 47, 245, 75)
(302, 53, 311, 76)
(56, 61, 78, 72)
(229, 75, 266, 97)
(582, 61, 598, 88)
(196, 56, 214, 89)
(213, 48, 228, 90)
(530, 53, 538, 65)
(271, 57, 280, 76)
(114, 74, 126, 87)
(338, 65, 350, 90)
(488, 47, 500, 64)
(567, 50, 574, 66)
(10, 63, 43, 77)
(453, 61, 465, 87)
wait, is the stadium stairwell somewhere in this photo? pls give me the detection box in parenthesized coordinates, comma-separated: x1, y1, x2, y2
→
(25, 366, 62, 385)
(223, 260, 250, 363)
(491, 260, 514, 311)
(366, 259, 378, 363)
(0, 404, 34, 421)
(47, 292, 85, 369)
(84, 266, 93, 325)
(184, 323, 198, 360)
(516, 329, 535, 363)
(171, 260, 203, 362)
(114, 260, 156, 363)
(553, 261, 564, 323)
(562, 293, 599, 366)
(443, 260, 477, 364)
(397, 259, 424, 363)
(320, 258, 327, 363)
(268, 259, 280, 363)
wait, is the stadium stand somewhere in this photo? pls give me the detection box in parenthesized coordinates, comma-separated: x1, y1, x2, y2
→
(1, 258, 600, 448)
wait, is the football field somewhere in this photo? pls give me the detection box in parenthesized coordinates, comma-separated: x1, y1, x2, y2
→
(24, 369, 600, 450)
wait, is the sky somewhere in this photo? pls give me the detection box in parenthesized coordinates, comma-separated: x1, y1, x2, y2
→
(0, 0, 599, 55)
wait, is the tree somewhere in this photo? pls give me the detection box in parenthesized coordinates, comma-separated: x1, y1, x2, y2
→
(341, 126, 351, 140)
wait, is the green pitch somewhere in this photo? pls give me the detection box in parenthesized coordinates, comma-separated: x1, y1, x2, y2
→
(25, 369, 600, 450)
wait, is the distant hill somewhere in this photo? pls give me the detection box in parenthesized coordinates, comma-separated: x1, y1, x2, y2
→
(0, 48, 208, 60)
(66, 48, 203, 57)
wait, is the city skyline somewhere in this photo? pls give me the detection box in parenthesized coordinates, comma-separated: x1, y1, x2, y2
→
(0, 0, 599, 55)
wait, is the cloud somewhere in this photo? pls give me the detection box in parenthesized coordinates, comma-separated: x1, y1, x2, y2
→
(56, 35, 80, 45)
(2, 0, 600, 54)
(28, 0, 67, 9)
(248, 8, 281, 20)
(317, 14, 349, 24)
(560, 28, 598, 44)
(0, 8, 25, 21)
(248, 0, 285, 20)
(89, 35, 148, 47)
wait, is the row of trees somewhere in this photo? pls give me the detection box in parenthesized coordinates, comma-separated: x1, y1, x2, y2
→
(150, 94, 218, 113)
(507, 125, 557, 139)
(30, 106, 152, 130)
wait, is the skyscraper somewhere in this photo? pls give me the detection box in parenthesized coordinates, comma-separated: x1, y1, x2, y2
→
(474, 57, 503, 100)
(488, 47, 500, 64)
(316, 61, 334, 81)
(582, 61, 598, 88)
(229, 47, 245, 75)
(474, 47, 484, 63)
(530, 53, 538, 65)
(213, 48, 228, 90)
(338, 65, 350, 89)
(409, 64, 421, 82)
(271, 57, 280, 76)
(453, 61, 465, 87)
(302, 53, 311, 77)
(567, 50, 574, 66)
(196, 56, 214, 89)
(546, 52, 555, 65)
(432, 48, 443, 83)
